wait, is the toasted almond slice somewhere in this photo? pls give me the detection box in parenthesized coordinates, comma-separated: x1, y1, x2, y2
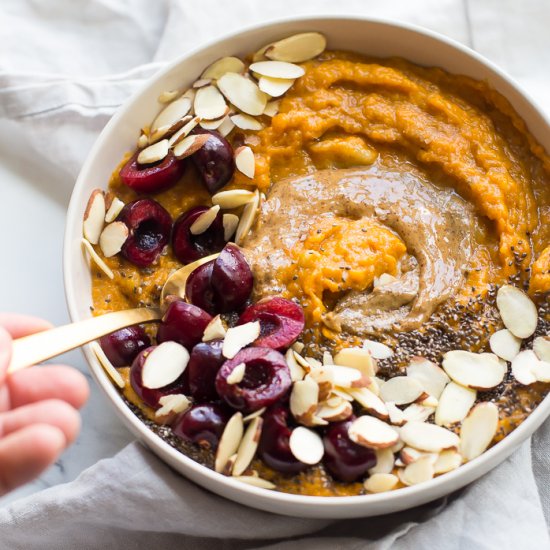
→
(194, 85, 227, 120)
(222, 213, 239, 241)
(82, 238, 114, 279)
(434, 449, 463, 474)
(399, 455, 435, 486)
(190, 205, 221, 235)
(258, 76, 294, 97)
(346, 387, 388, 420)
(306, 368, 334, 401)
(305, 357, 322, 369)
(168, 116, 201, 146)
(227, 362, 246, 385)
(90, 341, 124, 388)
(289, 426, 324, 464)
(250, 60, 305, 79)
(442, 350, 506, 390)
(364, 472, 399, 493)
(328, 365, 369, 389)
(290, 376, 319, 425)
(233, 416, 263, 476)
(83, 189, 106, 245)
(533, 360, 550, 382)
(326, 395, 343, 407)
(489, 329, 521, 361)
(322, 351, 334, 365)
(222, 453, 238, 476)
(230, 113, 263, 131)
(217, 73, 268, 116)
(534, 336, 550, 362)
(511, 349, 538, 385)
(316, 399, 353, 422)
(402, 403, 435, 423)
(202, 315, 226, 342)
(242, 407, 266, 423)
(265, 32, 326, 63)
(435, 381, 476, 426)
(149, 114, 192, 144)
(362, 339, 393, 360)
(263, 100, 280, 117)
(104, 196, 125, 223)
(374, 273, 397, 287)
(137, 139, 169, 165)
(158, 90, 180, 104)
(406, 357, 450, 399)
(173, 133, 210, 160)
(380, 376, 424, 405)
(385, 402, 406, 426)
(234, 475, 275, 489)
(292, 341, 305, 353)
(151, 96, 192, 134)
(215, 412, 244, 473)
(192, 78, 212, 89)
(155, 394, 191, 423)
(400, 421, 459, 453)
(293, 351, 312, 370)
(419, 394, 439, 408)
(349, 416, 399, 449)
(368, 448, 395, 475)
(496, 284, 538, 338)
(285, 348, 306, 382)
(99, 222, 128, 258)
(199, 116, 227, 130)
(137, 133, 149, 148)
(218, 115, 235, 137)
(235, 190, 259, 245)
(201, 56, 246, 80)
(212, 189, 255, 209)
(460, 402, 499, 460)
(332, 388, 354, 402)
(400, 446, 437, 466)
(333, 347, 376, 377)
(233, 147, 256, 180)
(222, 321, 260, 359)
(141, 341, 189, 389)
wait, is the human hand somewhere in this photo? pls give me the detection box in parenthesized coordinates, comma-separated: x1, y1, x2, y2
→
(0, 313, 89, 495)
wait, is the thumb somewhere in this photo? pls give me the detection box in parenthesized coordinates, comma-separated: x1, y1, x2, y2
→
(0, 327, 12, 386)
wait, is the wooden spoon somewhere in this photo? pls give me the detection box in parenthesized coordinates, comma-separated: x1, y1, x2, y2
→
(7, 253, 220, 374)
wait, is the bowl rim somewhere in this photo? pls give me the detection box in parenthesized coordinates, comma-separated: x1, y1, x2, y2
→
(64, 13, 550, 514)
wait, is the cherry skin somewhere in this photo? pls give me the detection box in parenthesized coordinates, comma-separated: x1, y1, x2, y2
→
(185, 261, 216, 315)
(187, 340, 225, 401)
(100, 326, 151, 367)
(173, 403, 229, 451)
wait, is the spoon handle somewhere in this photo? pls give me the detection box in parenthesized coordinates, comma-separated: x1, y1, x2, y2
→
(7, 308, 162, 374)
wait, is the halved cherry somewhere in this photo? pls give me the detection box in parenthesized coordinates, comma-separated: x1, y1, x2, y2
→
(238, 297, 304, 350)
(100, 326, 151, 367)
(117, 199, 172, 267)
(119, 150, 185, 193)
(215, 347, 291, 413)
(172, 206, 225, 265)
(187, 340, 225, 401)
(173, 403, 229, 451)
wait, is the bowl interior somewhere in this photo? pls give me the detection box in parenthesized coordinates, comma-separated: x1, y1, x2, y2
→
(64, 16, 550, 518)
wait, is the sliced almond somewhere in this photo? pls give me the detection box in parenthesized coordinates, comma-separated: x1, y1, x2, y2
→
(263, 100, 280, 117)
(419, 394, 439, 408)
(202, 315, 226, 342)
(402, 403, 435, 423)
(442, 350, 506, 390)
(82, 238, 114, 279)
(400, 446, 437, 466)
(374, 273, 397, 287)
(290, 376, 319, 426)
(235, 190, 260, 245)
(212, 189, 255, 209)
(460, 402, 499, 461)
(158, 90, 180, 104)
(104, 196, 125, 223)
(289, 426, 324, 464)
(192, 78, 212, 89)
(533, 360, 550, 382)
(306, 368, 334, 401)
(249, 60, 305, 80)
(227, 362, 246, 385)
(433, 449, 462, 474)
(368, 448, 395, 475)
(399, 455, 435, 486)
(222, 321, 260, 359)
(496, 284, 538, 338)
(400, 421, 459, 453)
(90, 341, 124, 388)
(292, 341, 305, 354)
(151, 96, 192, 135)
(265, 32, 326, 63)
(173, 133, 210, 160)
(201, 56, 246, 80)
(511, 349, 538, 385)
(328, 365, 369, 389)
(234, 475, 275, 490)
(333, 347, 376, 377)
(363, 339, 393, 360)
(83, 189, 106, 245)
(137, 139, 169, 165)
(242, 407, 266, 423)
(258, 76, 294, 97)
(194, 85, 227, 120)
(385, 402, 406, 426)
(533, 336, 550, 363)
(232, 416, 263, 476)
(348, 416, 399, 449)
(364, 473, 399, 493)
(346, 387, 388, 420)
(155, 394, 191, 423)
(233, 147, 256, 180)
(190, 205, 220, 235)
(332, 388, 354, 402)
(137, 133, 149, 149)
(489, 329, 521, 361)
(168, 116, 201, 146)
(215, 412, 244, 473)
(406, 357, 450, 399)
(435, 381, 476, 426)
(99, 221, 128, 258)
(379, 376, 424, 405)
(230, 113, 263, 131)
(305, 357, 322, 369)
(149, 114, 193, 144)
(285, 348, 306, 382)
(218, 115, 235, 138)
(199, 116, 227, 130)
(316, 399, 353, 422)
(141, 341, 189, 389)
(217, 73, 268, 116)
(222, 213, 239, 242)
(293, 351, 312, 371)
(322, 351, 334, 365)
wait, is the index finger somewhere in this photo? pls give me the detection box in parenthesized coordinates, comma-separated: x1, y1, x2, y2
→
(0, 313, 53, 339)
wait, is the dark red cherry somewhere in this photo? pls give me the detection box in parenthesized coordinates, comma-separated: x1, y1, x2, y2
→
(323, 418, 377, 482)
(100, 326, 151, 367)
(210, 244, 253, 313)
(215, 347, 291, 413)
(258, 404, 308, 475)
(238, 297, 304, 351)
(187, 340, 225, 401)
(157, 300, 212, 350)
(119, 150, 185, 193)
(117, 199, 172, 267)
(129, 346, 189, 408)
(173, 403, 229, 451)
(172, 206, 225, 265)
(191, 129, 235, 193)
(185, 260, 216, 314)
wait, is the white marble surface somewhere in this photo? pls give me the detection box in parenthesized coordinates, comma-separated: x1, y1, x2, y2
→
(0, 0, 549, 511)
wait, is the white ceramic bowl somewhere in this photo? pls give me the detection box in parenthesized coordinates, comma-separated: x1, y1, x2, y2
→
(64, 16, 550, 519)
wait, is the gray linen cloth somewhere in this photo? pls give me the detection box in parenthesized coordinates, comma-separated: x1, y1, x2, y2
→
(1, 0, 549, 548)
